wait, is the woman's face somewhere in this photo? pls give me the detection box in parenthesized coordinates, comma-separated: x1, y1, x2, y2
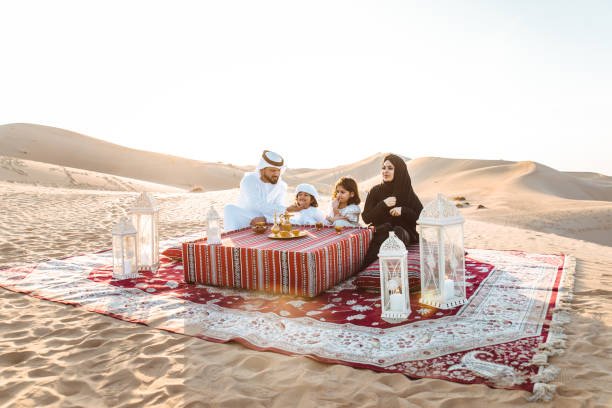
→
(335, 186, 354, 205)
(296, 192, 313, 209)
(382, 160, 394, 182)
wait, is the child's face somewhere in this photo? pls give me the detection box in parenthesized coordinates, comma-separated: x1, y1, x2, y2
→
(335, 186, 354, 205)
(296, 192, 313, 209)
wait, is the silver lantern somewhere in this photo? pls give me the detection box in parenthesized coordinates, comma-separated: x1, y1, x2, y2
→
(418, 194, 467, 309)
(378, 231, 411, 320)
(112, 217, 139, 280)
(129, 192, 160, 272)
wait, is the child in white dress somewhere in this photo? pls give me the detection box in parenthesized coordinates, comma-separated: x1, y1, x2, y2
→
(290, 184, 326, 225)
(326, 176, 361, 227)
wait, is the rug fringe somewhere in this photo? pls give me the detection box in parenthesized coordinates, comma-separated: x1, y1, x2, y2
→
(527, 383, 557, 402)
(527, 255, 576, 402)
(531, 365, 560, 383)
(531, 353, 549, 366)
(537, 340, 566, 357)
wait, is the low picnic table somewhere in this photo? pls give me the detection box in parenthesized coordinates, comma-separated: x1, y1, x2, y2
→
(182, 226, 372, 297)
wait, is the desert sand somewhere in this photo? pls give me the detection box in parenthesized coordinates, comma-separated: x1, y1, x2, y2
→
(1, 124, 611, 407)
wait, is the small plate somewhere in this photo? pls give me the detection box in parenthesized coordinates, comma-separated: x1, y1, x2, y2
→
(268, 231, 308, 239)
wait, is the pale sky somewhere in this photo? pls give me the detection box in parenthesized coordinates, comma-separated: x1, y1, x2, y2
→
(2, 1, 611, 175)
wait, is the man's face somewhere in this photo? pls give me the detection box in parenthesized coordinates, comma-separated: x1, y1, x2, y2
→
(260, 167, 281, 184)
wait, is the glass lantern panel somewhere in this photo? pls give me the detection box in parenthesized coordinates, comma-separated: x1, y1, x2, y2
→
(152, 212, 159, 265)
(123, 235, 137, 274)
(382, 258, 404, 294)
(112, 235, 123, 275)
(208, 214, 218, 230)
(135, 214, 153, 266)
(420, 225, 441, 297)
(210, 219, 218, 230)
(443, 224, 465, 297)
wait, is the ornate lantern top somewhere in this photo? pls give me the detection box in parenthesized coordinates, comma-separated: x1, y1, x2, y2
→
(112, 217, 137, 236)
(207, 206, 220, 221)
(417, 194, 464, 226)
(378, 231, 407, 257)
(130, 192, 158, 213)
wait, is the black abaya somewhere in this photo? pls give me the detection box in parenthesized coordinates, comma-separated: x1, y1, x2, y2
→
(361, 154, 423, 267)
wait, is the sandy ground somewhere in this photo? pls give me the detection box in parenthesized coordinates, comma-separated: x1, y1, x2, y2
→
(0, 126, 611, 407)
(0, 183, 610, 407)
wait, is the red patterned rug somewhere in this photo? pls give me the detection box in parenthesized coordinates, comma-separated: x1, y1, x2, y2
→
(0, 235, 574, 401)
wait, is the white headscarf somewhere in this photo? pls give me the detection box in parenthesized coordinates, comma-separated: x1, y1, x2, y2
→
(295, 183, 319, 201)
(256, 150, 286, 171)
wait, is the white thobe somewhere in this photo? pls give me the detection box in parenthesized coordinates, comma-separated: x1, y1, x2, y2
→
(223, 172, 287, 231)
(290, 207, 326, 226)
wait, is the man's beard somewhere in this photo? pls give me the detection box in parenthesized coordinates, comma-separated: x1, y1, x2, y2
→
(262, 174, 279, 184)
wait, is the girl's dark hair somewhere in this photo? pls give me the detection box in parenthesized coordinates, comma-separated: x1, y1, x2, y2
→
(295, 192, 318, 207)
(332, 176, 361, 205)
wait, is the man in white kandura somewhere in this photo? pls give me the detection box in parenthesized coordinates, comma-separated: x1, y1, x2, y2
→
(223, 150, 299, 231)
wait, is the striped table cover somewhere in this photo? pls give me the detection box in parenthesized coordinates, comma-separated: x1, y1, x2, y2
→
(182, 226, 373, 297)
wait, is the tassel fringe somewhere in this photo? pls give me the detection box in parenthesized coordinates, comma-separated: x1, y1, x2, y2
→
(528, 383, 557, 402)
(527, 255, 575, 402)
(531, 353, 549, 366)
(531, 365, 560, 383)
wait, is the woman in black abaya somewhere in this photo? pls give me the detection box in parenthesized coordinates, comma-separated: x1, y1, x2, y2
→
(361, 154, 423, 267)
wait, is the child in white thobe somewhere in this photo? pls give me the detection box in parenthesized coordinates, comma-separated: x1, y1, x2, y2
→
(290, 184, 325, 226)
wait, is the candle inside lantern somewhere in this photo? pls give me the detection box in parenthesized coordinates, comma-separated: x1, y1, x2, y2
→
(389, 292, 404, 312)
(443, 279, 454, 300)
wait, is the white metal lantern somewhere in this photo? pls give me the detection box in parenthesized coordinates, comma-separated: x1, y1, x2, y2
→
(378, 231, 411, 320)
(112, 217, 139, 280)
(206, 206, 222, 245)
(418, 193, 467, 309)
(129, 192, 160, 272)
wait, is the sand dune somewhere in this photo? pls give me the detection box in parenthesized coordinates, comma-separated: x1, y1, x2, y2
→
(0, 123, 250, 191)
(1, 123, 384, 194)
(0, 156, 182, 192)
(392, 157, 612, 247)
(284, 153, 397, 193)
(0, 123, 395, 194)
(2, 123, 611, 247)
(359, 156, 612, 202)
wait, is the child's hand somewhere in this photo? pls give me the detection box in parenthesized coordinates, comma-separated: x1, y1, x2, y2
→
(286, 204, 301, 212)
(332, 199, 339, 210)
(328, 215, 348, 223)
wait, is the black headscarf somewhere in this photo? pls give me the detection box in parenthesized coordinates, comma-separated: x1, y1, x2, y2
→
(380, 154, 421, 209)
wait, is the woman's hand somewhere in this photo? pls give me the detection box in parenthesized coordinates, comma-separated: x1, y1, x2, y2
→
(389, 207, 402, 217)
(383, 196, 397, 207)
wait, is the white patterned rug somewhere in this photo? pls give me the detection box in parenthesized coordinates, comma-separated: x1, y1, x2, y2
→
(0, 235, 574, 402)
